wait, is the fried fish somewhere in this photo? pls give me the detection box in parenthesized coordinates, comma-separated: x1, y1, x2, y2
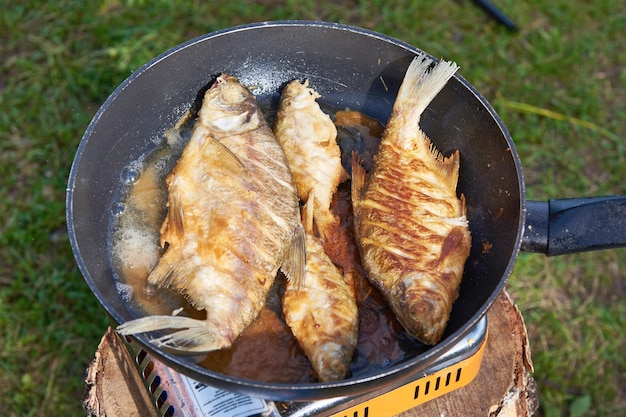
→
(274, 79, 348, 242)
(275, 79, 358, 381)
(351, 55, 471, 345)
(282, 195, 359, 381)
(117, 74, 305, 353)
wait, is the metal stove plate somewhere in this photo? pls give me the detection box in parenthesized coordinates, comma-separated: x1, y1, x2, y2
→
(119, 316, 487, 417)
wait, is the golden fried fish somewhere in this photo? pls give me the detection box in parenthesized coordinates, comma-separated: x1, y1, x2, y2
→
(274, 79, 357, 381)
(282, 195, 359, 381)
(351, 55, 471, 345)
(274, 79, 348, 241)
(117, 74, 305, 353)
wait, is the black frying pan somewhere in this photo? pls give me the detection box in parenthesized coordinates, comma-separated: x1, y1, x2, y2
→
(66, 21, 626, 401)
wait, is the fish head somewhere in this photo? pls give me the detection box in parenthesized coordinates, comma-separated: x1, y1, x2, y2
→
(200, 74, 263, 135)
(392, 273, 452, 345)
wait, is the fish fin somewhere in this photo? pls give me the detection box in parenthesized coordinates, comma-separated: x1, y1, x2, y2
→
(281, 222, 306, 289)
(396, 53, 459, 123)
(427, 144, 461, 188)
(146, 249, 196, 292)
(301, 192, 316, 234)
(116, 315, 230, 353)
(459, 193, 467, 217)
(437, 225, 471, 266)
(206, 135, 248, 175)
(350, 152, 367, 241)
(165, 192, 185, 244)
(146, 250, 178, 288)
(350, 152, 367, 202)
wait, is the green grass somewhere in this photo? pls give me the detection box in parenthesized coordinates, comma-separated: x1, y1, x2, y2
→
(1, 1, 624, 416)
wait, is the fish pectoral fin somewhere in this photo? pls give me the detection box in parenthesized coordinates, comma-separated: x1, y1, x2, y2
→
(206, 134, 248, 175)
(281, 222, 307, 289)
(301, 192, 316, 234)
(116, 315, 230, 353)
(437, 226, 471, 266)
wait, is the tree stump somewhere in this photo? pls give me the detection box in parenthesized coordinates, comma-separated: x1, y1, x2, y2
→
(404, 290, 538, 417)
(84, 289, 538, 417)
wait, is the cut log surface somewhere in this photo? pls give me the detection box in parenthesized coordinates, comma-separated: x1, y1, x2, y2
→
(403, 290, 538, 417)
(83, 325, 156, 416)
(84, 289, 538, 417)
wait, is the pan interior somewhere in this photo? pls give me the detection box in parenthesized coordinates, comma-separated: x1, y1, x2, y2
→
(67, 21, 523, 400)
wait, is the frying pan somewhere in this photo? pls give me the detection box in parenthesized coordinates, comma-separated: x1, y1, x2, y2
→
(66, 21, 626, 401)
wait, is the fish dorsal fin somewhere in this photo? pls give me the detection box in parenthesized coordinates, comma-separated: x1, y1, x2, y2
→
(426, 140, 461, 189)
(350, 151, 367, 203)
(281, 222, 306, 289)
(350, 152, 368, 242)
(396, 54, 459, 124)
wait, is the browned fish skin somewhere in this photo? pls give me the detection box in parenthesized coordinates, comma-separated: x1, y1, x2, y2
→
(274, 79, 347, 241)
(117, 74, 305, 353)
(282, 197, 358, 382)
(352, 55, 471, 345)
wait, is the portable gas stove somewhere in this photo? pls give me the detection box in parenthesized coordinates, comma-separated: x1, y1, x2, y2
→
(118, 316, 487, 417)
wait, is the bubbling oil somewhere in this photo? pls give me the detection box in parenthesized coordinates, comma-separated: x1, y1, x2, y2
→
(108, 103, 426, 383)
(109, 128, 189, 316)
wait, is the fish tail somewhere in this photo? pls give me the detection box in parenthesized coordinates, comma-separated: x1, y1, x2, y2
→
(395, 53, 459, 123)
(116, 315, 231, 353)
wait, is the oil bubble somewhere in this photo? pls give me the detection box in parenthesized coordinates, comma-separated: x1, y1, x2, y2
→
(112, 202, 126, 217)
(121, 166, 140, 184)
(115, 281, 134, 303)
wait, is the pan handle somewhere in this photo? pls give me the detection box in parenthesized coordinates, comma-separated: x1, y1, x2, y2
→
(521, 196, 626, 256)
